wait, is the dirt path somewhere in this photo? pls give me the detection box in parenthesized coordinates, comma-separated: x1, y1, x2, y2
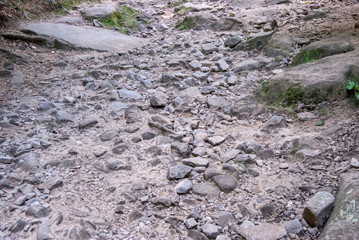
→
(0, 0, 359, 240)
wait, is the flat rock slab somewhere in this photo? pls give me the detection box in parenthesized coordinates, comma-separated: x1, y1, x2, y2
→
(20, 23, 148, 52)
(236, 222, 287, 240)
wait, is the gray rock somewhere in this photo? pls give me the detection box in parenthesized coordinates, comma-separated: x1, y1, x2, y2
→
(188, 229, 209, 240)
(216, 59, 229, 71)
(167, 165, 193, 180)
(202, 223, 222, 239)
(234, 57, 271, 72)
(224, 36, 242, 48)
(21, 23, 148, 52)
(264, 115, 287, 128)
(319, 172, 359, 239)
(296, 148, 321, 159)
(185, 218, 198, 229)
(213, 174, 237, 193)
(171, 142, 191, 157)
(177, 14, 242, 31)
(292, 37, 354, 66)
(175, 179, 193, 194)
(9, 219, 26, 233)
(81, 3, 117, 18)
(55, 111, 73, 122)
(215, 212, 235, 227)
(128, 210, 143, 222)
(38, 177, 63, 191)
(237, 31, 274, 50)
(182, 157, 209, 168)
(118, 89, 142, 99)
(26, 202, 51, 218)
(161, 73, 180, 84)
(265, 0, 292, 5)
(37, 223, 54, 240)
(265, 34, 293, 59)
(303, 191, 335, 228)
(11, 71, 24, 84)
(207, 136, 225, 146)
(14, 195, 27, 206)
(201, 86, 216, 94)
(0, 155, 13, 164)
(150, 92, 167, 107)
(304, 11, 327, 21)
(192, 182, 220, 198)
(236, 222, 287, 240)
(350, 157, 359, 168)
(283, 218, 303, 235)
(201, 44, 218, 55)
(297, 112, 317, 121)
(78, 116, 98, 129)
(109, 101, 128, 112)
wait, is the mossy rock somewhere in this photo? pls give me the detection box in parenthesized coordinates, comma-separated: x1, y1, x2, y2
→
(235, 31, 274, 51)
(292, 38, 355, 66)
(257, 49, 359, 107)
(264, 34, 293, 60)
(176, 14, 242, 31)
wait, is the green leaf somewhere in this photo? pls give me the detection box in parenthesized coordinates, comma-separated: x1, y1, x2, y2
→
(355, 92, 359, 100)
(347, 81, 355, 90)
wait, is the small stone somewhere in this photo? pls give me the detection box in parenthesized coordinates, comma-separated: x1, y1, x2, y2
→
(215, 212, 235, 227)
(202, 223, 222, 239)
(55, 111, 73, 122)
(279, 163, 289, 169)
(188, 230, 209, 240)
(182, 157, 209, 168)
(259, 202, 275, 218)
(185, 218, 198, 229)
(296, 149, 320, 159)
(221, 149, 240, 162)
(128, 210, 143, 222)
(283, 218, 303, 235)
(213, 174, 237, 193)
(208, 136, 225, 146)
(78, 116, 98, 129)
(38, 177, 63, 191)
(303, 191, 335, 228)
(14, 195, 27, 206)
(171, 142, 191, 157)
(167, 165, 193, 180)
(150, 92, 167, 107)
(236, 222, 286, 240)
(224, 36, 242, 48)
(192, 182, 220, 198)
(216, 59, 229, 72)
(175, 179, 193, 194)
(142, 132, 156, 140)
(0, 155, 13, 164)
(9, 219, 27, 233)
(265, 115, 287, 128)
(37, 223, 54, 240)
(297, 112, 316, 121)
(350, 157, 359, 168)
(118, 89, 142, 99)
(201, 44, 218, 55)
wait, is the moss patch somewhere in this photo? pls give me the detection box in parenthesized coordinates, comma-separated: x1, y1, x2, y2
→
(258, 80, 345, 108)
(99, 5, 139, 34)
(176, 16, 196, 30)
(292, 48, 325, 66)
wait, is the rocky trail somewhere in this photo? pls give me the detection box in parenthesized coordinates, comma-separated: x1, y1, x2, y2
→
(0, 0, 359, 239)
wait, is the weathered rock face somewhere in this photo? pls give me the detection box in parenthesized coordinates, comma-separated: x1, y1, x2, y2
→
(80, 3, 118, 19)
(264, 34, 293, 60)
(319, 173, 359, 240)
(292, 38, 355, 66)
(257, 49, 359, 107)
(176, 14, 242, 31)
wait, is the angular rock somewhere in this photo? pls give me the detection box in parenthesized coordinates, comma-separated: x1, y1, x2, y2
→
(81, 3, 117, 18)
(207, 136, 225, 146)
(150, 92, 167, 107)
(37, 223, 54, 240)
(177, 14, 242, 31)
(202, 224, 222, 239)
(234, 57, 271, 72)
(237, 31, 274, 50)
(264, 115, 287, 128)
(171, 142, 191, 157)
(175, 179, 193, 194)
(55, 111, 73, 122)
(215, 212, 235, 227)
(0, 155, 13, 164)
(188, 229, 209, 240)
(182, 157, 209, 168)
(38, 177, 63, 191)
(185, 218, 198, 229)
(213, 174, 237, 193)
(303, 191, 335, 228)
(192, 182, 220, 198)
(78, 116, 98, 129)
(265, 34, 293, 59)
(118, 89, 142, 99)
(168, 165, 193, 180)
(224, 36, 242, 48)
(216, 59, 229, 71)
(201, 44, 218, 55)
(9, 219, 26, 233)
(283, 218, 303, 235)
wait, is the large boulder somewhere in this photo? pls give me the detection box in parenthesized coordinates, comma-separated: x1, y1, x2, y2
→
(319, 172, 359, 240)
(257, 49, 359, 107)
(292, 37, 355, 66)
(81, 3, 118, 19)
(264, 34, 293, 60)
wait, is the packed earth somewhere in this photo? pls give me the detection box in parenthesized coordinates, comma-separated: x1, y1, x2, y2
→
(1, 0, 359, 239)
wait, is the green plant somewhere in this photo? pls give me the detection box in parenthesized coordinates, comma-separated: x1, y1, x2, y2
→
(99, 6, 139, 33)
(316, 120, 324, 126)
(346, 70, 359, 102)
